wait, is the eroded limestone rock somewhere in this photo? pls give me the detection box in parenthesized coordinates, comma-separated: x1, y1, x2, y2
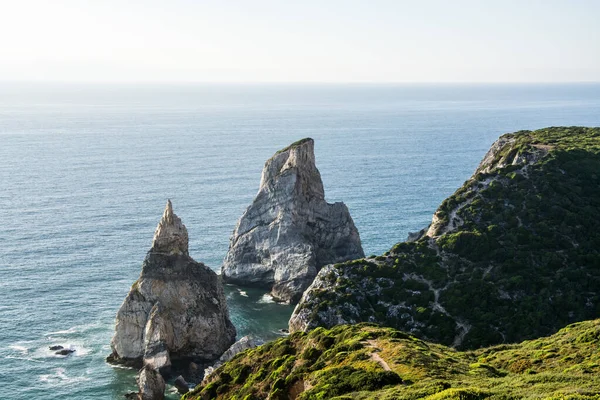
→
(137, 365, 165, 400)
(109, 200, 236, 372)
(222, 138, 364, 303)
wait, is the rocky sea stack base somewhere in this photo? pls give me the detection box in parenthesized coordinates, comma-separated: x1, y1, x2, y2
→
(222, 138, 364, 303)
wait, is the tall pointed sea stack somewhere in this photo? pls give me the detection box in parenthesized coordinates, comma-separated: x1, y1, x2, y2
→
(222, 138, 364, 303)
(109, 200, 236, 372)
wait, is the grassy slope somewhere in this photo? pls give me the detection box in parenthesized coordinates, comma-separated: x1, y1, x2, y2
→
(184, 319, 600, 400)
(292, 127, 600, 349)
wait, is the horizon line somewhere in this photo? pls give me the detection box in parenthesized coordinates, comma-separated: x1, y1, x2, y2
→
(1, 80, 600, 86)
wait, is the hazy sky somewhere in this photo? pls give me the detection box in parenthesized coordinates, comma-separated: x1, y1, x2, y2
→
(1, 0, 599, 83)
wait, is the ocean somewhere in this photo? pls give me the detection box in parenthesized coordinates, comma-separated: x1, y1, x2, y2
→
(1, 83, 599, 399)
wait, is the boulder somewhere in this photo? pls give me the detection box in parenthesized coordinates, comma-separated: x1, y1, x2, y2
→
(174, 375, 190, 394)
(137, 365, 165, 400)
(55, 348, 75, 356)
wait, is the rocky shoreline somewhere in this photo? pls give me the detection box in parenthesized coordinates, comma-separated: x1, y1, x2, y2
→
(105, 128, 600, 399)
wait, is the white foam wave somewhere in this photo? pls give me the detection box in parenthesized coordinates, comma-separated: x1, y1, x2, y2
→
(44, 322, 102, 337)
(5, 355, 45, 363)
(107, 363, 135, 370)
(45, 327, 78, 335)
(39, 368, 91, 386)
(238, 290, 249, 297)
(257, 293, 275, 304)
(8, 344, 29, 355)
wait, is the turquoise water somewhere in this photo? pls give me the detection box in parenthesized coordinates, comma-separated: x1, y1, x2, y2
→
(1, 83, 599, 399)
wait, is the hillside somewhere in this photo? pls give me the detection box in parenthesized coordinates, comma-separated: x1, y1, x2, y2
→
(290, 127, 600, 349)
(184, 319, 600, 399)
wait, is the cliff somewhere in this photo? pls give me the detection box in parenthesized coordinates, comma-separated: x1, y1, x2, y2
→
(290, 127, 600, 349)
(183, 319, 600, 399)
(108, 200, 236, 372)
(222, 138, 364, 303)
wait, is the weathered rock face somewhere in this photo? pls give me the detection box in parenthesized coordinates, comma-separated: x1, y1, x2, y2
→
(203, 335, 263, 381)
(109, 200, 236, 371)
(221, 138, 364, 303)
(137, 365, 165, 400)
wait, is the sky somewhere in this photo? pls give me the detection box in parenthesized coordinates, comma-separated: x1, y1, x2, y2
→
(0, 0, 599, 83)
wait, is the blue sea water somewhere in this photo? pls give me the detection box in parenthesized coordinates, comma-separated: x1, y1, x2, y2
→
(0, 83, 599, 399)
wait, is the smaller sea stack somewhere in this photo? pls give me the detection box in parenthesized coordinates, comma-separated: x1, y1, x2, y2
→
(108, 200, 236, 373)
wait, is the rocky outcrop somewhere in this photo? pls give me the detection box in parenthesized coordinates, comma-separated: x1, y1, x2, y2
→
(174, 375, 190, 394)
(203, 335, 263, 380)
(289, 127, 600, 350)
(222, 138, 364, 303)
(137, 365, 165, 400)
(109, 200, 236, 372)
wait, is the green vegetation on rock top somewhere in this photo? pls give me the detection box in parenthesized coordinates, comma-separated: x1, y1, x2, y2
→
(273, 138, 314, 157)
(291, 127, 600, 349)
(184, 319, 600, 400)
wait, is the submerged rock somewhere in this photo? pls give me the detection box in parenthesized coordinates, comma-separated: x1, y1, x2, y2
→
(222, 138, 364, 303)
(109, 200, 236, 371)
(174, 375, 190, 394)
(55, 348, 75, 356)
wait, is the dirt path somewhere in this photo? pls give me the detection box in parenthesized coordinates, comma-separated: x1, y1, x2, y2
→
(370, 352, 391, 371)
(365, 340, 391, 371)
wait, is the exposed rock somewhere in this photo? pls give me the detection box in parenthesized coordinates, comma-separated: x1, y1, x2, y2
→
(142, 303, 172, 374)
(137, 365, 165, 400)
(109, 200, 236, 371)
(203, 335, 262, 381)
(189, 361, 200, 372)
(187, 361, 203, 383)
(55, 348, 75, 356)
(289, 264, 353, 333)
(222, 138, 364, 303)
(406, 227, 426, 242)
(174, 375, 190, 394)
(49, 345, 64, 351)
(151, 199, 188, 255)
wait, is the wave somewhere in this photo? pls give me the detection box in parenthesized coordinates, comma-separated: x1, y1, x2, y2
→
(257, 293, 275, 304)
(9, 339, 90, 361)
(45, 327, 78, 336)
(39, 368, 91, 386)
(45, 322, 103, 337)
(8, 344, 29, 355)
(5, 355, 45, 364)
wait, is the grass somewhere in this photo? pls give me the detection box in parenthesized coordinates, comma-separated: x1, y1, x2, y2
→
(184, 319, 600, 399)
(272, 138, 313, 157)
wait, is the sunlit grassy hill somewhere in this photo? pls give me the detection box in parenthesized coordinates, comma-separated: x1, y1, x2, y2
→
(185, 319, 600, 399)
